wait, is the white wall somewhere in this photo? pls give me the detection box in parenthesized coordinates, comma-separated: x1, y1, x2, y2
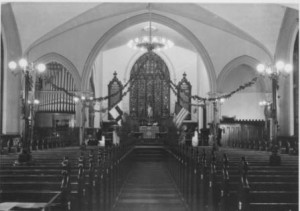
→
(221, 93, 265, 120)
(218, 64, 267, 120)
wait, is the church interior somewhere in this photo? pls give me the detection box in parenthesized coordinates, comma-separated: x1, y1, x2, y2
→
(0, 2, 299, 211)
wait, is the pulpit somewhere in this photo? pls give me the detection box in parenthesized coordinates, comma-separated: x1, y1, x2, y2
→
(139, 126, 159, 139)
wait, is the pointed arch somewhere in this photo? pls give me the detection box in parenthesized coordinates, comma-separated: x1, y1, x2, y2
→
(217, 55, 269, 93)
(81, 13, 216, 93)
(123, 51, 177, 85)
(35, 52, 81, 90)
(129, 51, 170, 119)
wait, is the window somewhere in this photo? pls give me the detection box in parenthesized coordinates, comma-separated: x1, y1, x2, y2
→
(130, 52, 170, 119)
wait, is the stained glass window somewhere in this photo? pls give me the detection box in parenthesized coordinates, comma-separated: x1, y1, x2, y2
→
(130, 52, 170, 119)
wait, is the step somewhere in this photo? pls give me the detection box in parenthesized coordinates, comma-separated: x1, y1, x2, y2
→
(113, 203, 187, 211)
(119, 193, 179, 198)
(117, 198, 183, 204)
(121, 188, 177, 194)
(250, 182, 298, 191)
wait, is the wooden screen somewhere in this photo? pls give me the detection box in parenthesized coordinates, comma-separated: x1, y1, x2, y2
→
(129, 52, 170, 119)
(36, 62, 76, 113)
(177, 73, 191, 120)
(108, 72, 123, 120)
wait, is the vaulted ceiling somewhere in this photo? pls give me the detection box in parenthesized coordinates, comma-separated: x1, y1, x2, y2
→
(8, 2, 299, 56)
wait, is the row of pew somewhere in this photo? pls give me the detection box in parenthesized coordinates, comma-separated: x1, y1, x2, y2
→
(2, 137, 66, 154)
(166, 144, 298, 211)
(0, 143, 134, 210)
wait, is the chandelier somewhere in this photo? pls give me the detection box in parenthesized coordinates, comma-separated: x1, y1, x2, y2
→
(127, 5, 174, 52)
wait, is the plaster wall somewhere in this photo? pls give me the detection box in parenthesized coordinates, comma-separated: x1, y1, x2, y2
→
(219, 64, 267, 120)
(221, 93, 265, 120)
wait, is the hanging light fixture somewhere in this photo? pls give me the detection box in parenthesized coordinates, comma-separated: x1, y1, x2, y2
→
(127, 4, 174, 52)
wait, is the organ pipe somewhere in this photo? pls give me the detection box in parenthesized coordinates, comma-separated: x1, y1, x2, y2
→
(36, 62, 76, 113)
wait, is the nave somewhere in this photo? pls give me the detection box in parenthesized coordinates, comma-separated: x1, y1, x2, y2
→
(0, 141, 298, 211)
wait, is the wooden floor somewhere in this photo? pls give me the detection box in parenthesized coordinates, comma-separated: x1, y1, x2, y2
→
(113, 147, 188, 211)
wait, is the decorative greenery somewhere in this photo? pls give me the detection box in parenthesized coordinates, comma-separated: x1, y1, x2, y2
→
(44, 63, 259, 110)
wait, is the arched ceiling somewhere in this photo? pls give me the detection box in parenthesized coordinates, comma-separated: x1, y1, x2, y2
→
(199, 4, 286, 54)
(104, 21, 194, 51)
(7, 2, 299, 56)
(10, 2, 100, 52)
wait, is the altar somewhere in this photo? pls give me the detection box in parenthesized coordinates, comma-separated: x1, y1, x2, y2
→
(139, 126, 159, 139)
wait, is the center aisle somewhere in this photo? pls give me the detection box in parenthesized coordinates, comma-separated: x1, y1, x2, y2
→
(113, 147, 188, 211)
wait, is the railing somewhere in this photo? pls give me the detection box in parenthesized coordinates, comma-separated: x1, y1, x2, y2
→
(220, 121, 265, 150)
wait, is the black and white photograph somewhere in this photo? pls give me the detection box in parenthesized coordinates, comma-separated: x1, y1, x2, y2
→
(0, 1, 299, 210)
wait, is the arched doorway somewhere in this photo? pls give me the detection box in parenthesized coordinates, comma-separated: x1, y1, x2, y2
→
(129, 52, 170, 120)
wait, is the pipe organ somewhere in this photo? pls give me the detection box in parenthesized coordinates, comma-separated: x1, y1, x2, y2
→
(36, 62, 76, 113)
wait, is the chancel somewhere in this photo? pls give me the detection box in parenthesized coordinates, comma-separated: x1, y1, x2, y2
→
(0, 2, 298, 211)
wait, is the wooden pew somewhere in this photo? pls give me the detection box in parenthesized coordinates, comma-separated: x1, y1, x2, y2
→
(165, 141, 298, 211)
(0, 147, 91, 210)
(217, 148, 298, 211)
